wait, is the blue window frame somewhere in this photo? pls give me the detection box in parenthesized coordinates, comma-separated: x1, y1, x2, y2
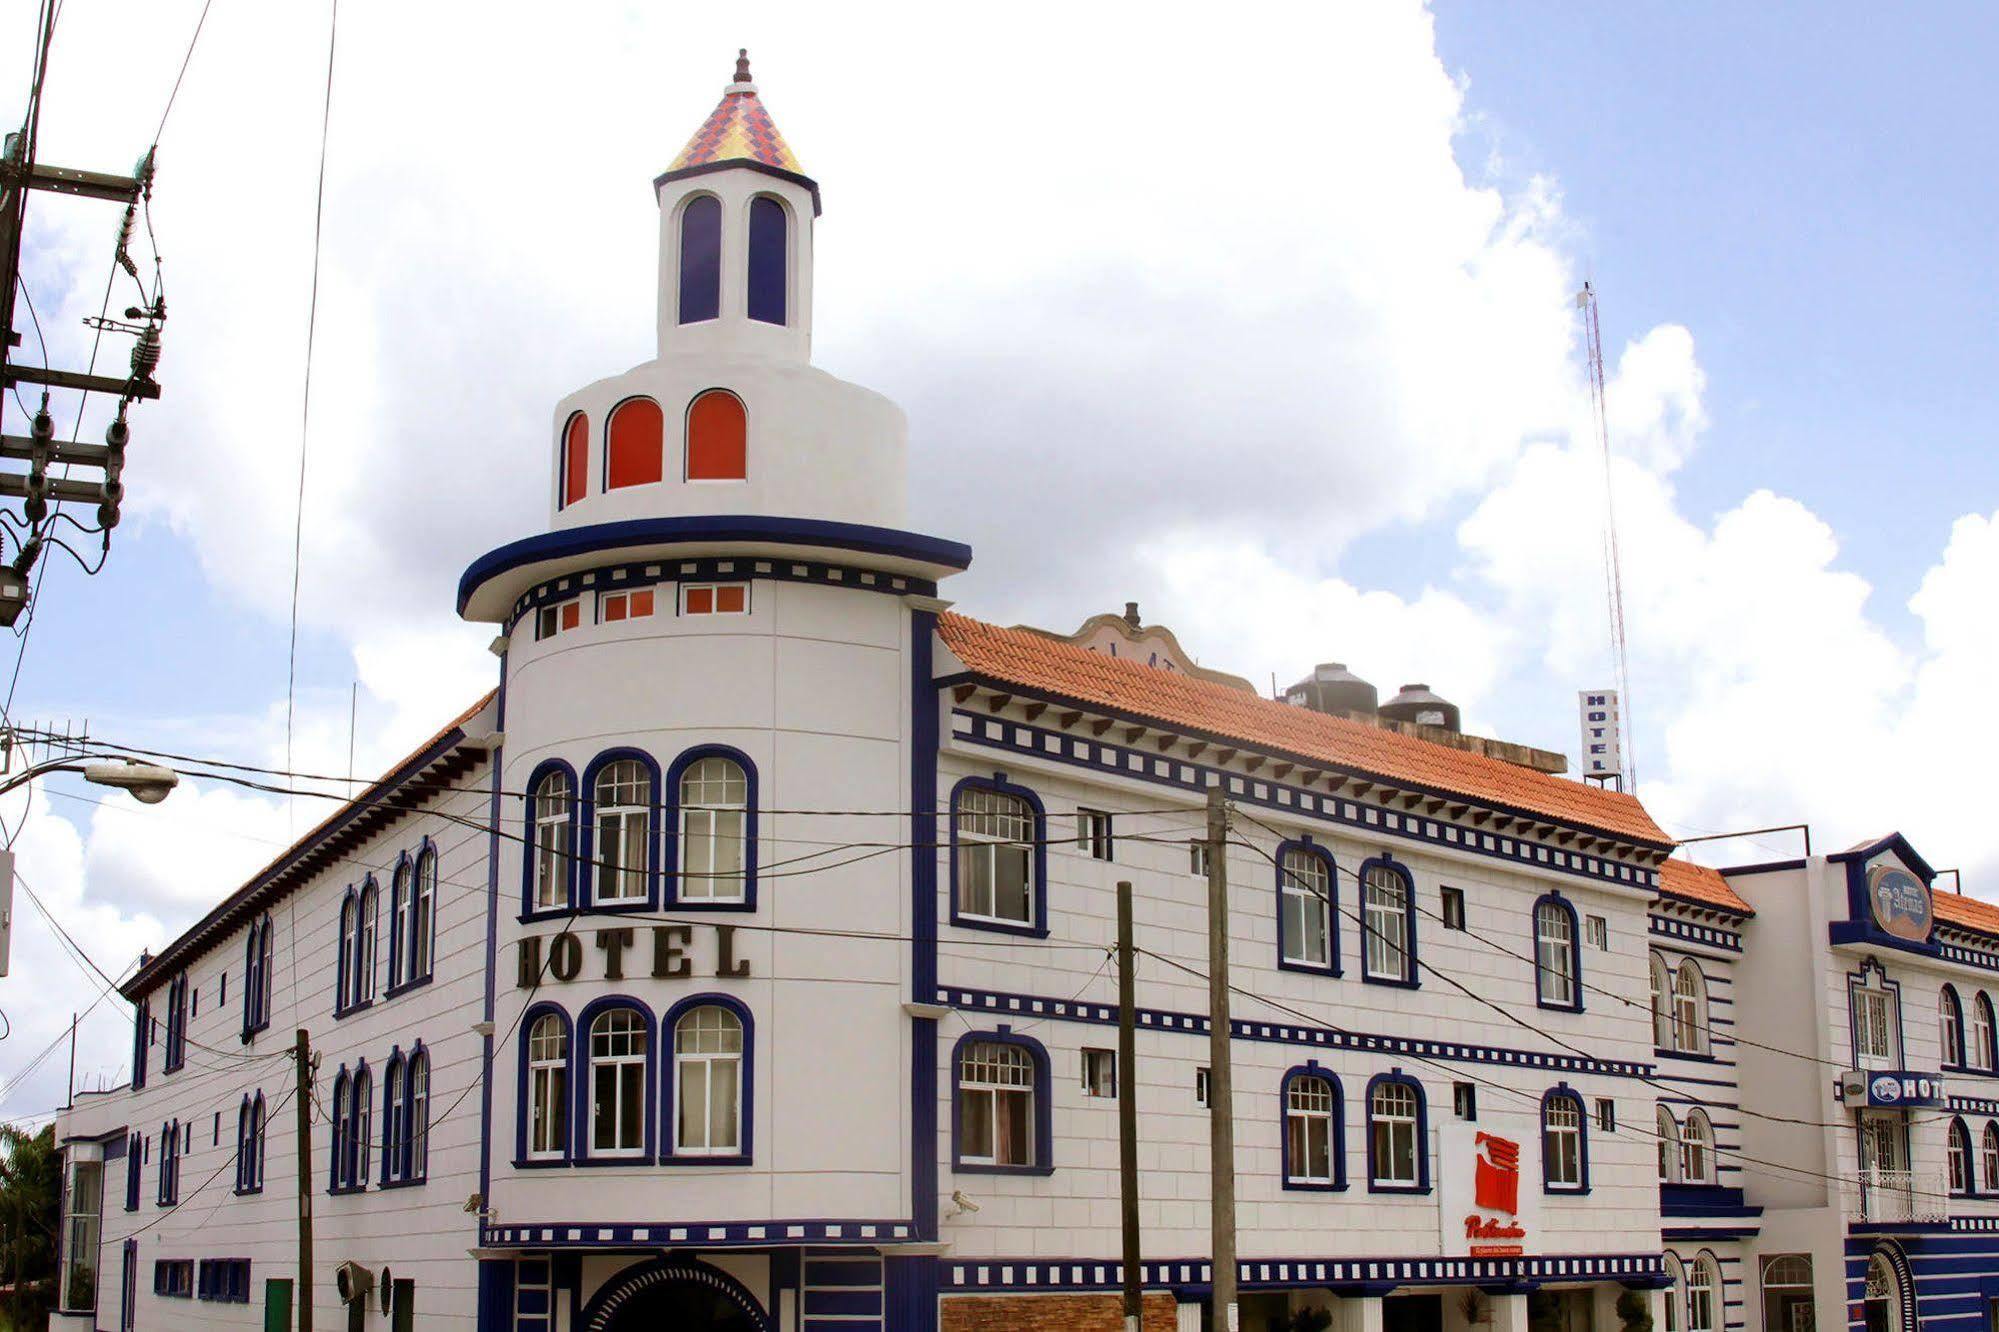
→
(329, 1062, 373, 1193)
(124, 1133, 141, 1212)
(516, 1003, 576, 1167)
(1275, 840, 1339, 977)
(1948, 1116, 1973, 1196)
(1941, 984, 1966, 1069)
(677, 195, 722, 324)
(575, 997, 657, 1164)
(1280, 1063, 1346, 1191)
(157, 1119, 180, 1206)
(235, 1094, 265, 1195)
(1533, 892, 1584, 1013)
(950, 1027, 1053, 1176)
(163, 975, 187, 1073)
(579, 750, 662, 913)
(242, 915, 273, 1040)
(1359, 854, 1419, 989)
(1541, 1084, 1589, 1193)
(132, 998, 149, 1089)
(746, 196, 787, 325)
(381, 1043, 431, 1186)
(948, 774, 1048, 939)
(661, 994, 755, 1165)
(1365, 1071, 1430, 1194)
(1975, 992, 1997, 1071)
(521, 760, 580, 920)
(664, 746, 759, 911)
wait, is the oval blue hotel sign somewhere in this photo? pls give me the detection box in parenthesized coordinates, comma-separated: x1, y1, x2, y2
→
(1867, 863, 1933, 943)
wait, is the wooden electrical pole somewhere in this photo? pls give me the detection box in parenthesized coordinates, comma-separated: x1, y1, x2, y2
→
(1116, 879, 1142, 1332)
(1205, 788, 1237, 1332)
(295, 1027, 315, 1332)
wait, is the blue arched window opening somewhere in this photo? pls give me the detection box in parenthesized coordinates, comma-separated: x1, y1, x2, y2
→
(950, 1027, 1054, 1176)
(521, 760, 579, 920)
(1542, 1085, 1590, 1193)
(661, 994, 755, 1165)
(517, 1003, 576, 1167)
(1359, 854, 1419, 988)
(678, 196, 722, 324)
(664, 746, 759, 911)
(746, 196, 787, 325)
(1280, 1064, 1346, 1191)
(1275, 840, 1338, 977)
(1941, 984, 1965, 1068)
(1533, 892, 1584, 1013)
(1365, 1070, 1430, 1194)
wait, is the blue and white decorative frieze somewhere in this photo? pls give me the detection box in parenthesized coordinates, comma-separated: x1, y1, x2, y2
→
(511, 555, 923, 631)
(943, 1252, 1665, 1292)
(934, 984, 1653, 1079)
(1947, 1095, 1999, 1116)
(1649, 916, 1744, 953)
(950, 710, 1664, 889)
(1937, 936, 1999, 975)
(481, 1218, 914, 1250)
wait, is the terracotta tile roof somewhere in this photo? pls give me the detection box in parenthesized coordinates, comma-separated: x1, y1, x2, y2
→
(936, 613, 1672, 847)
(1655, 857, 1754, 917)
(667, 73, 805, 177)
(1936, 890, 1999, 939)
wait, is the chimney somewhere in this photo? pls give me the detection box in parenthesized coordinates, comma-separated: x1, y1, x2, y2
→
(1123, 601, 1141, 629)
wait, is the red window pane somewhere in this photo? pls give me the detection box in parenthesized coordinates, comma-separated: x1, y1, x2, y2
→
(606, 399, 664, 490)
(560, 602, 580, 631)
(715, 585, 746, 614)
(602, 594, 626, 623)
(685, 587, 714, 615)
(561, 413, 589, 507)
(630, 590, 655, 618)
(686, 391, 746, 481)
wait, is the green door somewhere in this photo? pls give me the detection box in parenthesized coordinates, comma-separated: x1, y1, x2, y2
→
(264, 1277, 293, 1332)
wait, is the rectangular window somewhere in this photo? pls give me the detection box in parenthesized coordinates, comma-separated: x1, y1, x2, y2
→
(1077, 809, 1113, 861)
(1081, 1048, 1116, 1098)
(536, 599, 581, 640)
(1195, 1067, 1211, 1108)
(1453, 1082, 1477, 1120)
(1440, 885, 1466, 930)
(1189, 841, 1210, 878)
(681, 582, 749, 616)
(60, 1159, 101, 1312)
(1853, 988, 1898, 1067)
(154, 1259, 193, 1299)
(1586, 914, 1610, 950)
(1596, 1097, 1616, 1132)
(598, 588, 656, 623)
(954, 786, 1035, 928)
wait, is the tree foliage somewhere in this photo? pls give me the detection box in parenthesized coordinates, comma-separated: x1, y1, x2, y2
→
(0, 1123, 60, 1331)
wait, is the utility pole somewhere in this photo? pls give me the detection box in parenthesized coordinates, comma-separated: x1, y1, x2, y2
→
(1205, 787, 1237, 1332)
(64, 1011, 75, 1109)
(1116, 879, 1142, 1332)
(294, 1027, 315, 1332)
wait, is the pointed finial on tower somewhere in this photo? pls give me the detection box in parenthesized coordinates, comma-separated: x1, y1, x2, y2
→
(734, 49, 753, 86)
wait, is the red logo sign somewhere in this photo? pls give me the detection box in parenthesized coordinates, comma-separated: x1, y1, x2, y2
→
(1474, 1133, 1520, 1215)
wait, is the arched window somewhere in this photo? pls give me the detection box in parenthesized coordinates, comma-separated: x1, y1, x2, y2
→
(559, 411, 588, 508)
(1534, 895, 1579, 1010)
(529, 768, 574, 912)
(158, 1119, 180, 1205)
(1941, 986, 1965, 1066)
(1974, 993, 1996, 1071)
(389, 861, 412, 988)
(356, 879, 378, 1005)
(408, 1050, 429, 1181)
(592, 758, 653, 906)
(1985, 1122, 1999, 1192)
(409, 844, 437, 982)
(337, 894, 359, 1012)
(957, 1039, 1039, 1169)
(672, 1004, 745, 1156)
(1367, 1074, 1426, 1191)
(1656, 1105, 1682, 1182)
(1686, 1254, 1720, 1332)
(235, 1097, 260, 1195)
(1282, 1069, 1341, 1188)
(351, 1065, 373, 1188)
(1760, 1255, 1816, 1332)
(746, 196, 788, 325)
(1948, 1118, 1971, 1194)
(1277, 845, 1334, 972)
(1650, 953, 1674, 1050)
(677, 754, 750, 904)
(588, 1007, 650, 1157)
(1543, 1088, 1587, 1192)
(1680, 1108, 1714, 1184)
(677, 195, 721, 324)
(164, 974, 188, 1073)
(952, 781, 1040, 932)
(606, 397, 664, 490)
(1662, 1254, 1685, 1332)
(685, 389, 747, 481)
(525, 1011, 570, 1161)
(382, 1058, 408, 1184)
(1674, 961, 1709, 1055)
(254, 917, 274, 1030)
(330, 1073, 351, 1192)
(1361, 858, 1414, 984)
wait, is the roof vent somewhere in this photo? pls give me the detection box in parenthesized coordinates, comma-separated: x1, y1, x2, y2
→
(1379, 683, 1460, 733)
(1123, 601, 1141, 629)
(1283, 662, 1379, 718)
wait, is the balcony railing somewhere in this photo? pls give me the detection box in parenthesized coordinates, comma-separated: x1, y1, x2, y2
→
(1852, 1168, 1949, 1225)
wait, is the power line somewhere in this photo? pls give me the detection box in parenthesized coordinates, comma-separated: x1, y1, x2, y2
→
(281, 0, 339, 823)
(152, 0, 218, 144)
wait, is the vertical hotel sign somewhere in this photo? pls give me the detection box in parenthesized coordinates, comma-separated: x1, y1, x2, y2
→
(1439, 1122, 1541, 1258)
(1578, 691, 1622, 782)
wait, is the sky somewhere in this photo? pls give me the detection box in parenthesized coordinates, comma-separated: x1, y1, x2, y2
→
(2, 1, 1997, 1121)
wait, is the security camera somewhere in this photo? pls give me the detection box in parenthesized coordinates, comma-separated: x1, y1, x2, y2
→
(947, 1189, 981, 1218)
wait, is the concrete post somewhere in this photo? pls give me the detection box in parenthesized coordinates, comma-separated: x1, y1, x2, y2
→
(1488, 1292, 1531, 1332)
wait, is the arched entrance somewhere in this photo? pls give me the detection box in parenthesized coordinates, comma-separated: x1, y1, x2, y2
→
(1863, 1244, 1915, 1332)
(580, 1256, 773, 1332)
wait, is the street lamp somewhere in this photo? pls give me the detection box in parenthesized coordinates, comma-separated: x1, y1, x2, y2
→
(0, 755, 179, 804)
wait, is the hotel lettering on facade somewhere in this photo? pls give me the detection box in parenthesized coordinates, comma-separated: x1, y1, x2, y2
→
(49, 57, 1999, 1332)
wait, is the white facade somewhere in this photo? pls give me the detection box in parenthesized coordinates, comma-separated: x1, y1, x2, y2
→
(48, 56, 1999, 1332)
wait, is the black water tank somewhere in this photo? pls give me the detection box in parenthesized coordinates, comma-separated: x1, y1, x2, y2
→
(1283, 663, 1379, 717)
(1379, 683, 1461, 732)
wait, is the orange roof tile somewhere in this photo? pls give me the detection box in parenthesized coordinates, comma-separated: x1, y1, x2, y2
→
(936, 613, 1672, 847)
(666, 53, 806, 178)
(1936, 890, 1999, 938)
(1656, 857, 1754, 917)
